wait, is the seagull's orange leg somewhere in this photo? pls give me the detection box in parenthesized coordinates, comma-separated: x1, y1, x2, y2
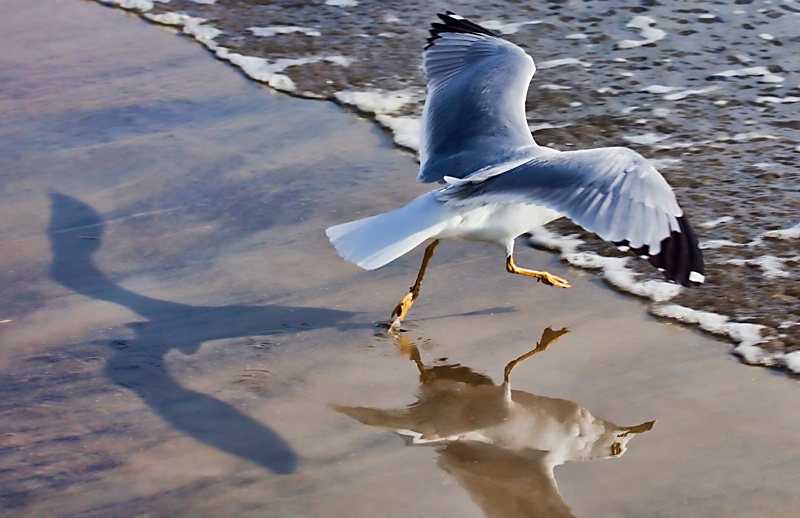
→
(506, 255, 571, 288)
(389, 240, 440, 331)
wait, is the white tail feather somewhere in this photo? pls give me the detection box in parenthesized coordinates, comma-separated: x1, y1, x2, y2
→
(325, 193, 453, 270)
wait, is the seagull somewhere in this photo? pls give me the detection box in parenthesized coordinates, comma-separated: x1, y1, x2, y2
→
(326, 12, 704, 330)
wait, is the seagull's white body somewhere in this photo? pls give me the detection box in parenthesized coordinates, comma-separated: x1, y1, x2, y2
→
(326, 191, 562, 270)
(326, 12, 704, 318)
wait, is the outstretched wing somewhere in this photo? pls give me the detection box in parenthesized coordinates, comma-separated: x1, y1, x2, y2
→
(418, 12, 541, 184)
(437, 147, 705, 286)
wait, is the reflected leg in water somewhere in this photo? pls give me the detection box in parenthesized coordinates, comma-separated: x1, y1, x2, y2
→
(503, 326, 569, 401)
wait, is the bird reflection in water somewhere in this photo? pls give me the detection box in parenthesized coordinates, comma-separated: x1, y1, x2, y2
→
(334, 327, 654, 518)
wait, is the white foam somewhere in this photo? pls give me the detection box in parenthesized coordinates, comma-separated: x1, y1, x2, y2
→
(528, 229, 682, 303)
(528, 229, 582, 255)
(650, 304, 768, 354)
(649, 158, 681, 169)
(755, 96, 800, 104)
(622, 133, 669, 145)
(652, 108, 671, 117)
(538, 58, 592, 69)
(566, 33, 588, 40)
(527, 229, 799, 372)
(375, 115, 420, 151)
(641, 85, 682, 94)
(480, 20, 541, 35)
(216, 51, 351, 92)
(746, 222, 800, 248)
(539, 84, 572, 91)
(699, 239, 743, 250)
(249, 26, 321, 38)
(785, 353, 800, 374)
(640, 84, 719, 101)
(731, 132, 778, 142)
(334, 90, 416, 115)
(99, 0, 162, 10)
(180, 17, 223, 47)
(334, 90, 421, 150)
(325, 56, 353, 67)
(701, 216, 734, 229)
(663, 86, 719, 101)
(529, 122, 571, 133)
(727, 256, 794, 279)
(712, 66, 784, 83)
(141, 12, 222, 50)
(759, 33, 775, 41)
(762, 222, 800, 240)
(325, 0, 358, 6)
(617, 16, 666, 49)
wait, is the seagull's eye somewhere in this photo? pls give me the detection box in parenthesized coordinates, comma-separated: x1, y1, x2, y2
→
(611, 442, 622, 456)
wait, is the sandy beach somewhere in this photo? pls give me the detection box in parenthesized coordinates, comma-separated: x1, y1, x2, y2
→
(1, 1, 799, 516)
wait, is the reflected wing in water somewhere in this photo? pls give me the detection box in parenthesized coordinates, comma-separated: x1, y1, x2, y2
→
(437, 442, 573, 518)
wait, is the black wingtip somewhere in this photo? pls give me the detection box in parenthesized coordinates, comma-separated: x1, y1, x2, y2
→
(425, 11, 500, 49)
(616, 216, 705, 287)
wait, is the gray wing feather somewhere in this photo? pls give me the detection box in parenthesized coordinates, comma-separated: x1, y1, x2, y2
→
(418, 19, 538, 184)
(437, 147, 683, 253)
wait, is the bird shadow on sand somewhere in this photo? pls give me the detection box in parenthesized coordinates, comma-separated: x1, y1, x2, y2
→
(334, 327, 655, 517)
(48, 193, 356, 475)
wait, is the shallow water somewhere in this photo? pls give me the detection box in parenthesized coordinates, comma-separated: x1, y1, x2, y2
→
(104, 0, 799, 368)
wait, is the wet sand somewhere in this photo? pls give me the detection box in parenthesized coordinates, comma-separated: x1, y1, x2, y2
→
(1, 1, 799, 516)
